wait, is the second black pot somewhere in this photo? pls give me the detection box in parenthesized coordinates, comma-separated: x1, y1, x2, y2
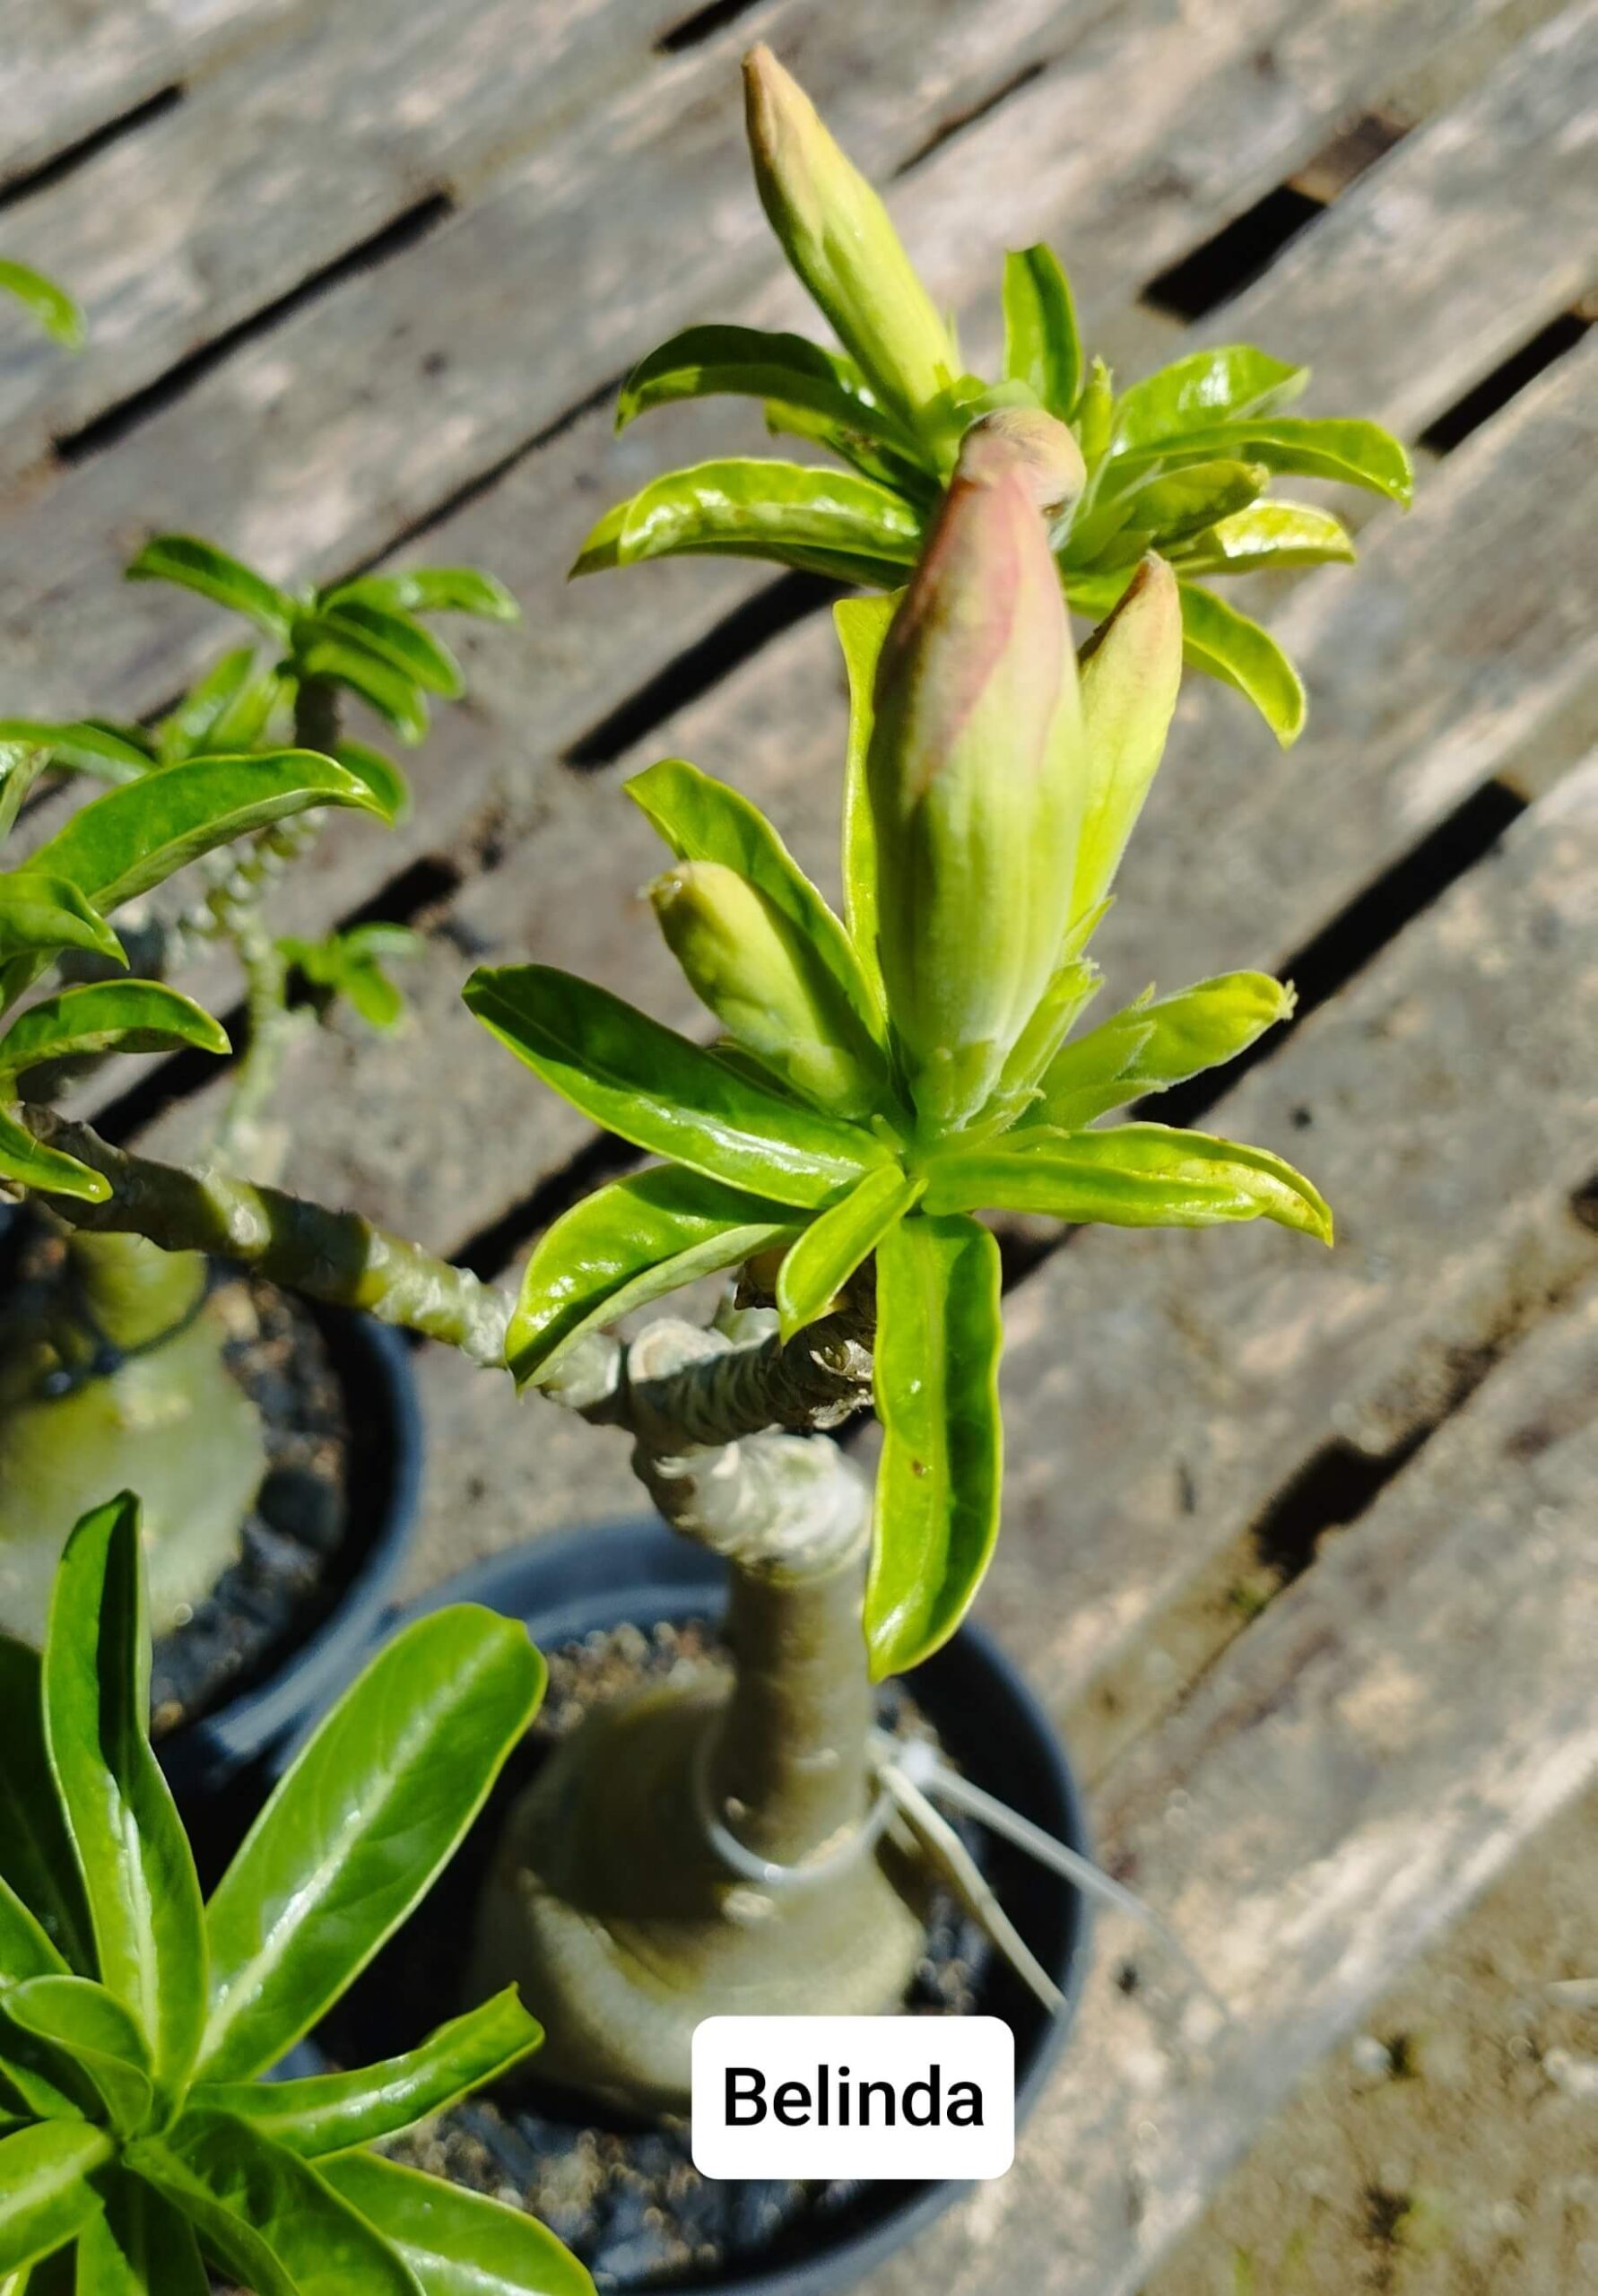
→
(279, 1517, 1092, 2296)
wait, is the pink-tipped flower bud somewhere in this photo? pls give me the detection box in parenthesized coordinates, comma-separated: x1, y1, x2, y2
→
(743, 45, 957, 431)
(866, 419, 1086, 1130)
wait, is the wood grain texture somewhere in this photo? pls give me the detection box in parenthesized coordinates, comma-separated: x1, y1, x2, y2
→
(0, 1, 300, 186)
(867, 1270, 1598, 2296)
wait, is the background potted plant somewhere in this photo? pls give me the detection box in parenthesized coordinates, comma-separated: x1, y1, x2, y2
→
(0, 50, 1405, 2294)
(0, 492, 519, 1792)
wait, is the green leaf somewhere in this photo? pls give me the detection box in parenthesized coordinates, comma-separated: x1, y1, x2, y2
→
(29, 751, 386, 911)
(4, 1978, 152, 2138)
(294, 639, 430, 745)
(507, 1165, 802, 1389)
(617, 325, 915, 447)
(466, 966, 889, 1211)
(1002, 246, 1082, 421)
(279, 926, 420, 1036)
(41, 1498, 206, 2088)
(1116, 415, 1412, 503)
(0, 1104, 110, 1203)
(308, 604, 464, 700)
(0, 262, 84, 349)
(1172, 501, 1354, 577)
(866, 1213, 1003, 1678)
(195, 1987, 542, 2160)
(0, 875, 125, 972)
(125, 536, 296, 640)
(1111, 346, 1307, 449)
(72, 2173, 207, 2296)
(198, 1606, 544, 2083)
(570, 461, 922, 585)
(1098, 459, 1268, 558)
(0, 744, 50, 842)
(0, 1641, 92, 1971)
(1030, 971, 1294, 1127)
(760, 395, 937, 500)
(325, 2152, 592, 2296)
(0, 983, 228, 1078)
(129, 2109, 421, 2296)
(160, 650, 287, 764)
(322, 568, 518, 622)
(1177, 582, 1306, 746)
(925, 1120, 1333, 1241)
(0, 1874, 70, 1987)
(333, 743, 411, 826)
(832, 594, 897, 1010)
(0, 725, 152, 787)
(0, 2123, 109, 2276)
(627, 757, 885, 1043)
(776, 1163, 921, 1340)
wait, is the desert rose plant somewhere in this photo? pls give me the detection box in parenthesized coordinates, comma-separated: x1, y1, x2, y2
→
(0, 526, 517, 1650)
(0, 36, 1383, 2227)
(0, 1492, 590, 2292)
(577, 45, 1411, 744)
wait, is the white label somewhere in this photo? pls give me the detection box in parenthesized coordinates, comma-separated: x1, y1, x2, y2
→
(690, 2015, 1014, 2180)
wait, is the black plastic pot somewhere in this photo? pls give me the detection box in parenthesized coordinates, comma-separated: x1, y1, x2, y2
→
(281, 1517, 1092, 2296)
(160, 1306, 423, 1804)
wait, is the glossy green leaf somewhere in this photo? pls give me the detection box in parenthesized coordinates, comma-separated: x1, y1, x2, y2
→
(0, 876, 125, 972)
(323, 568, 518, 622)
(1110, 346, 1307, 449)
(4, 1978, 152, 2138)
(979, 953, 1101, 1130)
(30, 751, 385, 911)
(866, 1213, 1003, 1679)
(41, 1498, 205, 2087)
(1030, 971, 1294, 1127)
(627, 758, 885, 1043)
(925, 1120, 1332, 1241)
(280, 926, 420, 1035)
(507, 1164, 802, 1388)
(161, 651, 288, 764)
(1001, 246, 1082, 421)
(0, 1641, 91, 1971)
(130, 2109, 420, 2296)
(125, 536, 295, 640)
(0, 1873, 70, 1987)
(466, 965, 888, 1211)
(1116, 415, 1411, 503)
(72, 2173, 207, 2296)
(1177, 582, 1306, 746)
(0, 262, 84, 349)
(1172, 501, 1354, 576)
(832, 594, 897, 1009)
(0, 726, 151, 787)
(776, 1162, 921, 1340)
(326, 2152, 592, 2296)
(199, 1606, 544, 2083)
(0, 1105, 110, 1203)
(1099, 459, 1268, 557)
(308, 604, 463, 700)
(0, 2123, 109, 2275)
(195, 1987, 543, 2158)
(0, 744, 50, 841)
(760, 393, 937, 500)
(294, 639, 430, 745)
(571, 461, 921, 585)
(617, 326, 914, 447)
(333, 742, 411, 825)
(0, 984, 228, 1078)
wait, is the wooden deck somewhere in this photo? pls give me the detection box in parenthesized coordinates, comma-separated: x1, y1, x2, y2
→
(3, 2, 1594, 2285)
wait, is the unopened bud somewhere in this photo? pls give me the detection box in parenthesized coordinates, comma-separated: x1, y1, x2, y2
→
(957, 407, 1085, 518)
(651, 860, 882, 1118)
(743, 45, 956, 430)
(1071, 554, 1183, 919)
(867, 424, 1085, 1130)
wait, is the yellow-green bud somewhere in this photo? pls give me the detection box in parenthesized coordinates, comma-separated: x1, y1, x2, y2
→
(650, 859, 882, 1118)
(866, 415, 1086, 1131)
(1071, 554, 1183, 921)
(743, 44, 957, 430)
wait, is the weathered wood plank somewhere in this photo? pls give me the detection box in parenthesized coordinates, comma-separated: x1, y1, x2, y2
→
(0, 0, 699, 475)
(867, 1272, 1598, 2296)
(0, 1, 300, 187)
(0, 0, 1515, 720)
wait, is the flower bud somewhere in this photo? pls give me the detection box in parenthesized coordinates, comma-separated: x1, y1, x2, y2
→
(866, 417, 1086, 1130)
(743, 45, 957, 430)
(1071, 554, 1183, 920)
(650, 859, 882, 1118)
(956, 406, 1085, 519)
